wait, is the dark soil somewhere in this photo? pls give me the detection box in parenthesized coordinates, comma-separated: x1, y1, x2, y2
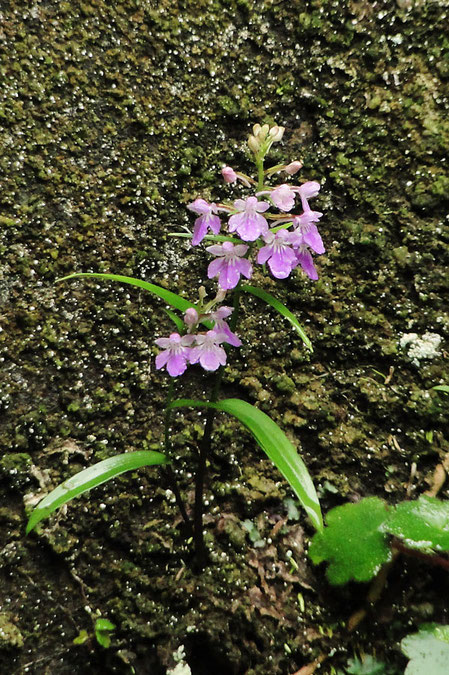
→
(1, 0, 448, 673)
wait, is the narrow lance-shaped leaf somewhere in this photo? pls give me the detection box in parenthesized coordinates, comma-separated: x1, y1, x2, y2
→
(164, 308, 185, 332)
(168, 233, 242, 244)
(26, 450, 168, 534)
(170, 397, 323, 531)
(240, 284, 313, 352)
(58, 273, 194, 312)
(58, 273, 212, 328)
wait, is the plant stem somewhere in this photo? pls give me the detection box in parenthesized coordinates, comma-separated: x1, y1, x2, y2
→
(256, 157, 265, 191)
(193, 369, 223, 569)
(193, 283, 243, 570)
(161, 380, 193, 535)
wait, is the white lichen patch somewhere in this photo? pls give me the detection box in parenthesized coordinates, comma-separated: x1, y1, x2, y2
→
(167, 645, 192, 675)
(399, 332, 443, 366)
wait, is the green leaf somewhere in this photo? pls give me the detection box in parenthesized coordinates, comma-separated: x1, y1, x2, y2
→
(73, 630, 89, 645)
(57, 273, 195, 314)
(240, 285, 312, 351)
(26, 450, 168, 533)
(168, 232, 242, 243)
(402, 624, 449, 674)
(95, 618, 116, 632)
(170, 397, 322, 531)
(309, 498, 391, 585)
(164, 308, 184, 332)
(432, 385, 449, 394)
(58, 273, 212, 329)
(383, 496, 449, 552)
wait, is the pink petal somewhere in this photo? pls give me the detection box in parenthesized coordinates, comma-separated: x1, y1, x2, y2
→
(303, 224, 325, 254)
(233, 244, 249, 257)
(219, 263, 240, 290)
(254, 200, 270, 213)
(296, 250, 319, 280)
(206, 244, 225, 256)
(257, 245, 272, 265)
(187, 198, 210, 215)
(235, 257, 253, 278)
(207, 257, 226, 279)
(268, 248, 297, 279)
(166, 353, 188, 377)
(199, 349, 222, 371)
(192, 217, 208, 246)
(298, 181, 320, 199)
(155, 351, 170, 369)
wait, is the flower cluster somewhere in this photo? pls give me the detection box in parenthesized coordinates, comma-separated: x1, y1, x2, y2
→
(155, 303, 241, 376)
(187, 127, 324, 287)
(155, 123, 325, 377)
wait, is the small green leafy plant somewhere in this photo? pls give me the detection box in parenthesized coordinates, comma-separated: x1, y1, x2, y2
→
(401, 623, 449, 674)
(309, 495, 449, 585)
(26, 124, 326, 567)
(73, 618, 116, 649)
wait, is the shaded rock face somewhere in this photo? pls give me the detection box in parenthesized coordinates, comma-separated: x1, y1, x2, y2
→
(0, 0, 448, 673)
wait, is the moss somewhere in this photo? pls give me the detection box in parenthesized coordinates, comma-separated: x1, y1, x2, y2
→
(0, 614, 24, 650)
(0, 0, 448, 672)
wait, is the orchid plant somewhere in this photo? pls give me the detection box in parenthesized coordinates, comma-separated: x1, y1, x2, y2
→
(26, 123, 325, 568)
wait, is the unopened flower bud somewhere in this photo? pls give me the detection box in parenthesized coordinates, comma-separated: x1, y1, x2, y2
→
(215, 289, 227, 303)
(184, 307, 199, 326)
(270, 125, 285, 142)
(221, 166, 237, 183)
(198, 286, 207, 303)
(259, 124, 270, 140)
(285, 160, 302, 175)
(247, 135, 260, 154)
(253, 123, 261, 136)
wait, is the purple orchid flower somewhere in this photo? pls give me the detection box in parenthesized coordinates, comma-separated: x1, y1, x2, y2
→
(269, 184, 296, 212)
(189, 330, 228, 371)
(228, 196, 270, 241)
(210, 306, 241, 347)
(187, 198, 222, 246)
(206, 241, 252, 290)
(291, 213, 325, 255)
(296, 181, 320, 212)
(155, 332, 196, 377)
(257, 230, 298, 279)
(293, 245, 319, 281)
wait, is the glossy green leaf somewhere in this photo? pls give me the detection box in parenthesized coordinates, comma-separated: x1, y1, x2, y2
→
(58, 273, 196, 314)
(95, 618, 116, 632)
(164, 308, 184, 332)
(383, 496, 449, 552)
(26, 450, 167, 533)
(402, 624, 449, 675)
(168, 232, 241, 243)
(58, 273, 212, 329)
(73, 630, 89, 645)
(95, 617, 116, 648)
(433, 385, 449, 394)
(309, 497, 391, 585)
(240, 284, 312, 351)
(170, 397, 322, 531)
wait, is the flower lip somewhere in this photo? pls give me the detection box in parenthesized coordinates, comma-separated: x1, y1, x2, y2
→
(206, 241, 252, 290)
(228, 196, 270, 242)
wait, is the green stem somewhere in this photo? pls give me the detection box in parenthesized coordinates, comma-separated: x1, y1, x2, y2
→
(256, 157, 265, 191)
(161, 380, 193, 535)
(193, 283, 243, 570)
